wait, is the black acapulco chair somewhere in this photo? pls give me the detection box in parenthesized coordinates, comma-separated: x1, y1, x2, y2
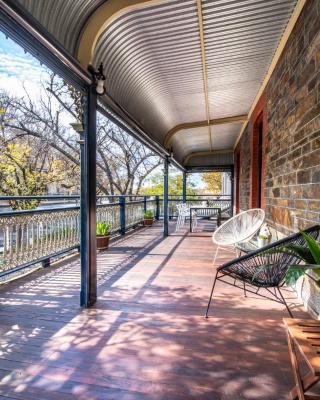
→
(205, 224, 320, 319)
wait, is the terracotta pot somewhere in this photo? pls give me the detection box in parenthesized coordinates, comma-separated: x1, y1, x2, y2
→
(96, 234, 110, 250)
(144, 217, 154, 226)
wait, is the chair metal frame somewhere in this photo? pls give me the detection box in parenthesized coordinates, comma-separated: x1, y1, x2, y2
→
(175, 203, 197, 232)
(212, 208, 266, 266)
(205, 224, 320, 319)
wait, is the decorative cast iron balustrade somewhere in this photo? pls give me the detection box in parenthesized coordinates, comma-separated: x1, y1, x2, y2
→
(0, 207, 80, 273)
(0, 194, 230, 279)
(125, 201, 144, 228)
(0, 196, 158, 278)
(158, 195, 232, 219)
(97, 203, 121, 233)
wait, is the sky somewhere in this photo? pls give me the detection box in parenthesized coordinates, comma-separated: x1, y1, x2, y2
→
(0, 30, 208, 189)
(0, 31, 46, 97)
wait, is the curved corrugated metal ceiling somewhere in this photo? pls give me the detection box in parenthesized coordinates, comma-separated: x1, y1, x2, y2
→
(173, 121, 243, 162)
(16, 0, 105, 54)
(95, 0, 206, 145)
(14, 0, 298, 165)
(92, 0, 297, 163)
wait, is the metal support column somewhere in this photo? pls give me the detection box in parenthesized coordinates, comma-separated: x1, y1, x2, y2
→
(155, 195, 160, 220)
(119, 195, 126, 236)
(143, 196, 147, 213)
(163, 156, 169, 237)
(80, 84, 97, 307)
(230, 167, 234, 217)
(182, 171, 187, 203)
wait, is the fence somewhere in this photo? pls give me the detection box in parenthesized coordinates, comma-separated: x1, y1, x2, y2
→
(0, 194, 231, 279)
(0, 195, 158, 278)
(159, 195, 232, 219)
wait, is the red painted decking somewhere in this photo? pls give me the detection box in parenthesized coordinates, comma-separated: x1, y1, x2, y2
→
(0, 222, 308, 399)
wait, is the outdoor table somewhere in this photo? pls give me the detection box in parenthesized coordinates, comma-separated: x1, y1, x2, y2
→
(284, 318, 320, 400)
(235, 237, 277, 254)
(235, 240, 260, 254)
(189, 207, 221, 232)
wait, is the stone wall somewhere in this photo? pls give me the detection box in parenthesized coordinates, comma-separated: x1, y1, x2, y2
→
(236, 126, 250, 211)
(235, 0, 320, 235)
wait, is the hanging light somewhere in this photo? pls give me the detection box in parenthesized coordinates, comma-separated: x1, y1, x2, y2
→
(88, 62, 106, 95)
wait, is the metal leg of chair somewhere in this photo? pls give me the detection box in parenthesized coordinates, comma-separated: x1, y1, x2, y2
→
(175, 215, 180, 232)
(213, 246, 219, 266)
(181, 215, 185, 227)
(243, 281, 247, 297)
(277, 287, 293, 318)
(205, 271, 218, 319)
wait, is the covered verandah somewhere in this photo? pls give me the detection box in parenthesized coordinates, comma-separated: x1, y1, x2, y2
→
(0, 222, 308, 399)
(0, 0, 319, 398)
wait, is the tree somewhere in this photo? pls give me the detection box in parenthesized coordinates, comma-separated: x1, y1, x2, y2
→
(201, 172, 222, 194)
(142, 170, 197, 196)
(0, 140, 68, 209)
(0, 72, 161, 199)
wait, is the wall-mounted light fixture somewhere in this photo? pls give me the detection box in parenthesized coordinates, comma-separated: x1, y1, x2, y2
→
(88, 62, 106, 95)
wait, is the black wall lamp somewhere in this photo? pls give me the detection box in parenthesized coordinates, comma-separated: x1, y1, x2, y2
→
(88, 62, 106, 95)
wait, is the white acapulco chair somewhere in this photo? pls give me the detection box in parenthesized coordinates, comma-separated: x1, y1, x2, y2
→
(175, 203, 197, 232)
(211, 208, 265, 265)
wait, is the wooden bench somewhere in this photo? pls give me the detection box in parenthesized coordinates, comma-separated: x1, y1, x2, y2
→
(284, 318, 320, 400)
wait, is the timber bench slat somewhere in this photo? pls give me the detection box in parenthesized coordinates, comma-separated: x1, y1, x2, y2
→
(284, 318, 320, 400)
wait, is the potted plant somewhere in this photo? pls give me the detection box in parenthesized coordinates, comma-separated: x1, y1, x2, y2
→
(279, 230, 320, 287)
(259, 230, 320, 287)
(143, 210, 154, 226)
(96, 221, 111, 250)
(257, 233, 271, 248)
(257, 224, 272, 247)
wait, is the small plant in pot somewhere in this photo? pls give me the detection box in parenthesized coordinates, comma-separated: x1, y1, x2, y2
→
(257, 233, 271, 248)
(257, 224, 272, 247)
(96, 222, 111, 250)
(143, 210, 154, 226)
(278, 230, 320, 287)
(256, 230, 320, 287)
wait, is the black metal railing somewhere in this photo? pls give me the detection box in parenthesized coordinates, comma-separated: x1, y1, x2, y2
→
(0, 193, 231, 279)
(0, 195, 159, 279)
(158, 195, 232, 219)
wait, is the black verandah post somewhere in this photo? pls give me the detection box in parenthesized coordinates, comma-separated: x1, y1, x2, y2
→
(119, 195, 126, 235)
(143, 196, 147, 213)
(163, 156, 169, 237)
(155, 195, 160, 220)
(182, 171, 187, 203)
(80, 84, 97, 307)
(230, 167, 235, 217)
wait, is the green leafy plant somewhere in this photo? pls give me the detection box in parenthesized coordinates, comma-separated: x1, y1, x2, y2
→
(259, 230, 320, 287)
(96, 222, 110, 236)
(144, 210, 154, 218)
(258, 234, 270, 240)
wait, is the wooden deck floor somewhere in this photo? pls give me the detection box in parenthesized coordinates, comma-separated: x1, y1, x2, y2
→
(0, 222, 309, 399)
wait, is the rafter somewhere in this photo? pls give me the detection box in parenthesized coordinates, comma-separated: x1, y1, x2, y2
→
(77, 0, 161, 66)
(183, 150, 233, 166)
(196, 0, 212, 151)
(164, 115, 247, 149)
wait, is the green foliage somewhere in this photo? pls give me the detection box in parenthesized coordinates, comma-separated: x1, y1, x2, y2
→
(283, 231, 320, 286)
(0, 141, 66, 210)
(201, 172, 222, 194)
(141, 171, 197, 196)
(96, 222, 110, 236)
(258, 234, 271, 239)
(144, 210, 154, 218)
(259, 231, 320, 286)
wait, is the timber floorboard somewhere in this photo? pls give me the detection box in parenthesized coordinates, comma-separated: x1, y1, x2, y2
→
(0, 222, 309, 399)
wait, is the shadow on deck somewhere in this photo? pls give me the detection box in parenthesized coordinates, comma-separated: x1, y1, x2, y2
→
(0, 221, 308, 399)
